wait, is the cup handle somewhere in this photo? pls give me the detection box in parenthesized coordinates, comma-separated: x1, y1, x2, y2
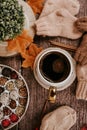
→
(48, 86, 57, 103)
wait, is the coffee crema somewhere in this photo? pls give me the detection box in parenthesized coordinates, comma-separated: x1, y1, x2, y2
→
(39, 52, 71, 83)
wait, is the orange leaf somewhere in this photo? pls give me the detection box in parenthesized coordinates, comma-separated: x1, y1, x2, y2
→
(7, 30, 43, 69)
(7, 30, 33, 53)
(22, 54, 35, 69)
(27, 0, 44, 14)
(7, 39, 17, 51)
(21, 43, 43, 69)
(28, 43, 43, 56)
(19, 30, 33, 42)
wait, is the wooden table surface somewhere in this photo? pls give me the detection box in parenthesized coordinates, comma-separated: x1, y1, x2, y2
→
(0, 0, 87, 130)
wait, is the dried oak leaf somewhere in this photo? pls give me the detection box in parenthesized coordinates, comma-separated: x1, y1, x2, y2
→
(22, 43, 43, 69)
(7, 30, 33, 53)
(28, 43, 43, 56)
(7, 30, 43, 69)
(27, 0, 44, 14)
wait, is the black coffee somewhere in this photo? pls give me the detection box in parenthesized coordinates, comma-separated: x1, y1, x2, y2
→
(39, 52, 71, 83)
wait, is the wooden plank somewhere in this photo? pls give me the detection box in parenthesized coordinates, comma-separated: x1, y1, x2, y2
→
(0, 55, 22, 71)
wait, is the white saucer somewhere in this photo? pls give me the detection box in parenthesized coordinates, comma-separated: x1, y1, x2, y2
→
(0, 0, 36, 57)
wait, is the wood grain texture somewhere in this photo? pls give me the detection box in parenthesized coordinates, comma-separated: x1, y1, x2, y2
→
(0, 0, 87, 130)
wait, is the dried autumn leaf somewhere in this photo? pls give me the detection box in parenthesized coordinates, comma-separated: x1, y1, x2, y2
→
(7, 39, 18, 51)
(22, 43, 43, 69)
(7, 30, 33, 53)
(7, 30, 43, 69)
(28, 43, 43, 56)
(22, 54, 35, 68)
(27, 0, 44, 14)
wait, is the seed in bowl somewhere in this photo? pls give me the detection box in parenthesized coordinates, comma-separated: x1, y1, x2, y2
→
(6, 81, 15, 91)
(2, 68, 12, 78)
(0, 77, 8, 86)
(16, 106, 25, 117)
(3, 107, 11, 116)
(0, 92, 9, 106)
(1, 119, 11, 128)
(10, 90, 19, 100)
(9, 99, 17, 109)
(19, 87, 28, 97)
(15, 79, 24, 89)
(11, 71, 18, 79)
(19, 98, 27, 106)
(10, 113, 19, 123)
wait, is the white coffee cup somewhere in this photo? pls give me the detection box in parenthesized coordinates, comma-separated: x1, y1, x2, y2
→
(34, 47, 76, 91)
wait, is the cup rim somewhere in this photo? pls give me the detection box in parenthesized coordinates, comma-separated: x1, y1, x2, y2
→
(35, 47, 75, 87)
